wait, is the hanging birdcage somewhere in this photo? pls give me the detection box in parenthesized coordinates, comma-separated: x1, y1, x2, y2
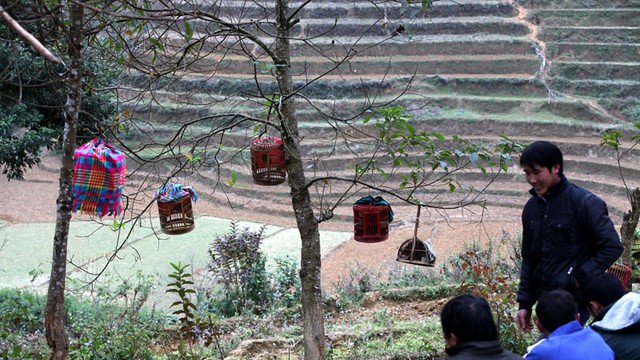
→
(396, 206, 436, 267)
(251, 136, 286, 185)
(353, 195, 392, 243)
(156, 183, 198, 235)
(72, 138, 126, 218)
(606, 263, 632, 288)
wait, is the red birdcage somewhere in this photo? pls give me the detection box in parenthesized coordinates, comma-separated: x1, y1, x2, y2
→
(158, 194, 194, 235)
(251, 136, 286, 185)
(606, 263, 632, 288)
(353, 197, 391, 243)
(156, 184, 197, 235)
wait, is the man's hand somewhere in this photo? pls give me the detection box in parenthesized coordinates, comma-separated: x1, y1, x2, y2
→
(517, 309, 533, 333)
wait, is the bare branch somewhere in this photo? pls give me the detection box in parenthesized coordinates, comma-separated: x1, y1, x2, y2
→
(0, 6, 62, 64)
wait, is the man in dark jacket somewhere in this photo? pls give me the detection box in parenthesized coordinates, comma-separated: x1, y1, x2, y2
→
(439, 294, 521, 359)
(582, 271, 640, 360)
(515, 141, 623, 333)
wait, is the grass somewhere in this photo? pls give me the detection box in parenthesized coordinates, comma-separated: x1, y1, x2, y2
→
(0, 216, 351, 311)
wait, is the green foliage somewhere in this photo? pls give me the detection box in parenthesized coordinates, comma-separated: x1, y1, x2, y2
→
(66, 271, 162, 359)
(0, 7, 120, 180)
(326, 317, 445, 359)
(271, 256, 302, 309)
(0, 281, 164, 360)
(167, 262, 198, 334)
(69, 316, 158, 360)
(165, 262, 225, 359)
(385, 265, 448, 288)
(207, 221, 271, 316)
(0, 289, 47, 359)
(363, 105, 522, 192)
(325, 261, 382, 315)
(447, 237, 535, 355)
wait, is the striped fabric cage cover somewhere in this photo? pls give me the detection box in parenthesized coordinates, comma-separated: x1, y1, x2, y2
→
(72, 138, 126, 217)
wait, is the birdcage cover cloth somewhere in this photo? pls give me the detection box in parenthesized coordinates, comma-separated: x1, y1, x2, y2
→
(72, 138, 126, 217)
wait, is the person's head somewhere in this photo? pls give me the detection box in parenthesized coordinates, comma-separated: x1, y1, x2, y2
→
(520, 141, 563, 195)
(535, 289, 578, 336)
(582, 271, 626, 319)
(440, 294, 499, 348)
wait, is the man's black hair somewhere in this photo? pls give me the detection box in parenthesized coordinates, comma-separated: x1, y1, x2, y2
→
(536, 289, 577, 333)
(440, 294, 499, 343)
(520, 140, 564, 177)
(582, 271, 625, 307)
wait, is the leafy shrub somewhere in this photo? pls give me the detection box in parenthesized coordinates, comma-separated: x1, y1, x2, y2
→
(65, 271, 163, 359)
(166, 261, 225, 359)
(0, 289, 47, 359)
(0, 282, 164, 360)
(69, 316, 158, 360)
(207, 221, 271, 316)
(447, 235, 535, 355)
(385, 264, 448, 289)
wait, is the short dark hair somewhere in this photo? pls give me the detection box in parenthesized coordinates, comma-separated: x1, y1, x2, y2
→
(440, 294, 499, 343)
(536, 289, 576, 333)
(582, 271, 625, 307)
(520, 141, 564, 177)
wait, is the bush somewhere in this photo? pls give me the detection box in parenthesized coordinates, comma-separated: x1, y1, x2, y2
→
(207, 221, 272, 316)
(329, 260, 382, 309)
(0, 289, 47, 359)
(446, 234, 536, 355)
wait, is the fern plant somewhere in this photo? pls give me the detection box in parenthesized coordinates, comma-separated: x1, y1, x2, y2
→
(166, 262, 197, 337)
(166, 262, 225, 359)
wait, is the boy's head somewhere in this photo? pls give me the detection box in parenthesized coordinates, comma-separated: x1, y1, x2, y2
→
(520, 141, 564, 177)
(535, 289, 577, 335)
(582, 271, 626, 318)
(440, 294, 499, 347)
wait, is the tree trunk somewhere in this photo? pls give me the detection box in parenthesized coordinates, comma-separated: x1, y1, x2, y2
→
(44, 3, 83, 359)
(619, 187, 640, 291)
(273, 1, 325, 358)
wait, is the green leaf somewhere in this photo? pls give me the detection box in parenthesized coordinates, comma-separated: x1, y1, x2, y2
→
(184, 22, 193, 41)
(227, 171, 238, 186)
(149, 38, 165, 51)
(406, 123, 416, 135)
(111, 219, 125, 230)
(432, 132, 445, 141)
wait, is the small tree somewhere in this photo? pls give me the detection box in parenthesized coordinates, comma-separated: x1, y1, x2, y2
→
(601, 125, 640, 288)
(207, 221, 270, 316)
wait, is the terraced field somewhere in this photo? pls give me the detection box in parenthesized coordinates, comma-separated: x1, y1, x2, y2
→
(117, 0, 640, 284)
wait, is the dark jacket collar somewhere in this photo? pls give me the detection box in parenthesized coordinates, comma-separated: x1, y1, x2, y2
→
(445, 340, 507, 357)
(529, 175, 568, 200)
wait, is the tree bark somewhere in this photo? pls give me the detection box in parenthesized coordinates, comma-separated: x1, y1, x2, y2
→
(44, 3, 83, 359)
(273, 0, 325, 358)
(619, 187, 640, 291)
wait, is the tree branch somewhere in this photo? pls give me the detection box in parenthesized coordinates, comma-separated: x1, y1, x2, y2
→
(0, 7, 62, 64)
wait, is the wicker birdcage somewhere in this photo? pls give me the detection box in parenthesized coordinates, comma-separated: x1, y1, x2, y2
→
(251, 136, 286, 185)
(606, 263, 632, 288)
(157, 193, 195, 235)
(396, 206, 436, 267)
(353, 202, 390, 243)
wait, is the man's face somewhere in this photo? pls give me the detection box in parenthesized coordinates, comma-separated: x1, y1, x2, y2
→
(522, 163, 561, 196)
